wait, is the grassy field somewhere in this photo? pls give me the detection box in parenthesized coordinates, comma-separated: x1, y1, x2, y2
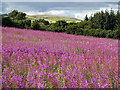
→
(26, 15, 81, 23)
(2, 27, 118, 88)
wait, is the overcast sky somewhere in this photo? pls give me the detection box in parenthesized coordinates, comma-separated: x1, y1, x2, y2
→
(2, 0, 120, 2)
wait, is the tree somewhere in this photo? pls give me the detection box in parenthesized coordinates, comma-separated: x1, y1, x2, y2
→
(8, 10, 19, 18)
(16, 12, 26, 20)
(8, 10, 26, 20)
(49, 20, 68, 32)
(85, 15, 89, 21)
(94, 29, 100, 37)
(116, 10, 120, 29)
(77, 21, 88, 29)
(99, 30, 107, 38)
(109, 9, 116, 30)
(99, 10, 105, 29)
(38, 19, 49, 25)
(2, 16, 13, 27)
(24, 20, 31, 29)
(55, 20, 67, 27)
(113, 29, 120, 39)
(31, 20, 41, 30)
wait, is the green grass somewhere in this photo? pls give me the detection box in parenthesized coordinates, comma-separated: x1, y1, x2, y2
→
(26, 15, 81, 23)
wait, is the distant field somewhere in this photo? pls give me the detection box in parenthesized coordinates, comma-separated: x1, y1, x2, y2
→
(26, 15, 81, 23)
(2, 27, 118, 88)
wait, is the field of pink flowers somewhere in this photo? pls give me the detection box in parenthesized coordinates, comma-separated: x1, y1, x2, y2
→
(2, 27, 118, 88)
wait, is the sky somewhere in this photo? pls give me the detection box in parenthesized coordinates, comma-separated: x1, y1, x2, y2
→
(2, 2, 118, 20)
(1, 0, 119, 20)
(2, 0, 120, 2)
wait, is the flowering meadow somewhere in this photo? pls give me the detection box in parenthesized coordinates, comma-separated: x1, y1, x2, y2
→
(2, 27, 118, 88)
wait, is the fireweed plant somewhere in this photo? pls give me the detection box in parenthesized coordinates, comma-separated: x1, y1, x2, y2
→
(2, 27, 118, 88)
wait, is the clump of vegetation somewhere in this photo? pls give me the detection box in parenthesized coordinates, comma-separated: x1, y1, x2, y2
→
(8, 10, 26, 20)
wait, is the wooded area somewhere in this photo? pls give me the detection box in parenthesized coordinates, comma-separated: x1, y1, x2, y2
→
(1, 9, 120, 39)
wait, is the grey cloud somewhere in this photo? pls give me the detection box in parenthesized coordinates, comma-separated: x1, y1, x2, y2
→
(2, 0, 120, 2)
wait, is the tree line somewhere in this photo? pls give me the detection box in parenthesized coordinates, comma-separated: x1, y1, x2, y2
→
(2, 10, 49, 30)
(1, 9, 120, 39)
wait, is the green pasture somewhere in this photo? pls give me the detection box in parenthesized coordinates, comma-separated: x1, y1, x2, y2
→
(26, 15, 81, 23)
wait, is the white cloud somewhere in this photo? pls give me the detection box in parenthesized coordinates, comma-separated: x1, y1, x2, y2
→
(47, 10, 68, 15)
(24, 11, 43, 15)
(25, 10, 69, 16)
(99, 7, 118, 12)
(74, 3, 118, 20)
(74, 10, 98, 20)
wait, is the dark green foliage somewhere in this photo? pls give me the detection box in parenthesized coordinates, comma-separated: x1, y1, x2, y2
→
(46, 15, 119, 39)
(77, 21, 88, 29)
(113, 29, 120, 39)
(15, 12, 26, 20)
(11, 19, 31, 29)
(90, 9, 119, 30)
(24, 20, 31, 29)
(55, 20, 67, 27)
(2, 16, 13, 27)
(8, 10, 19, 18)
(83, 29, 89, 36)
(94, 29, 101, 37)
(116, 11, 120, 30)
(31, 20, 41, 30)
(17, 20, 25, 28)
(38, 19, 49, 25)
(109, 9, 117, 30)
(85, 15, 89, 21)
(47, 20, 67, 32)
(99, 30, 107, 38)
(8, 10, 26, 20)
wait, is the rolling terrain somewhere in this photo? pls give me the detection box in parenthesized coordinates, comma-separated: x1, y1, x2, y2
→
(26, 15, 81, 23)
(2, 27, 118, 88)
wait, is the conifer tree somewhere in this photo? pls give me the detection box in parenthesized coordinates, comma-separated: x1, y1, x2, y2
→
(85, 15, 89, 21)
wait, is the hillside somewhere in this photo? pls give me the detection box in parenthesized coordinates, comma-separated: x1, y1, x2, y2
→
(26, 15, 81, 23)
(2, 27, 118, 88)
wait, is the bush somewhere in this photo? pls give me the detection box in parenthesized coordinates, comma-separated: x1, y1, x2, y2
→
(106, 30, 113, 38)
(113, 29, 120, 39)
(2, 16, 13, 27)
(8, 10, 26, 20)
(99, 30, 107, 38)
(31, 20, 41, 30)
(94, 29, 101, 37)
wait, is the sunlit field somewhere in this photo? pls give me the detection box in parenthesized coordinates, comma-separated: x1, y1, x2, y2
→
(2, 27, 118, 88)
(27, 15, 81, 23)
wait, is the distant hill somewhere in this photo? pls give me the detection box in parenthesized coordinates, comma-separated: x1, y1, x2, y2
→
(2, 14, 8, 16)
(26, 15, 81, 23)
